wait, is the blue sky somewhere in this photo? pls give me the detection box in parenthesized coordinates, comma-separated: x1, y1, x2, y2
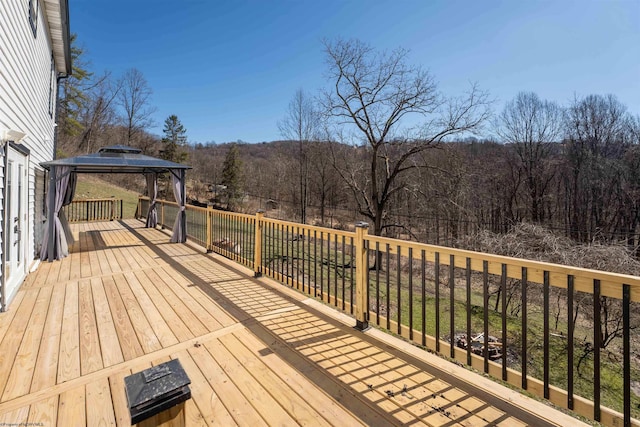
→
(70, 0, 639, 144)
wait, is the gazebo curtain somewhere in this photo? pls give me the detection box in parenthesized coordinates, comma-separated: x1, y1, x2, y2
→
(145, 172, 158, 228)
(170, 168, 186, 243)
(60, 171, 77, 246)
(40, 166, 76, 261)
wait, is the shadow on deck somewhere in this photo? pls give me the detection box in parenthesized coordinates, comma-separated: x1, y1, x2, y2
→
(0, 220, 586, 426)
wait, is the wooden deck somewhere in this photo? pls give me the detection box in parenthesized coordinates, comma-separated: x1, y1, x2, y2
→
(0, 220, 586, 426)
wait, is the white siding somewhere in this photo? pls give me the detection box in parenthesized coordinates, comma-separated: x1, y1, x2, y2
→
(0, 0, 59, 307)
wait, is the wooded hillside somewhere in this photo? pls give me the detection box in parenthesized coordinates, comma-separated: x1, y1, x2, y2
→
(56, 36, 640, 251)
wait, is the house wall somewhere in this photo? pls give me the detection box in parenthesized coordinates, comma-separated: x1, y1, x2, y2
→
(0, 0, 59, 308)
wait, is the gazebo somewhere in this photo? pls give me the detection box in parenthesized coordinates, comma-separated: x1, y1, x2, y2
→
(40, 145, 191, 261)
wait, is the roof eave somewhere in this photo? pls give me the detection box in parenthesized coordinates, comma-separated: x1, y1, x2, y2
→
(60, 0, 72, 75)
(43, 0, 72, 76)
(40, 160, 192, 172)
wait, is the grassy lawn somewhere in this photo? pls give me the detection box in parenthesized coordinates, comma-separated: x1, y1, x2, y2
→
(74, 175, 142, 218)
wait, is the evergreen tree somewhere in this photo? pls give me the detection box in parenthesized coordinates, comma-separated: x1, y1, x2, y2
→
(160, 115, 187, 163)
(221, 143, 243, 210)
(58, 34, 93, 145)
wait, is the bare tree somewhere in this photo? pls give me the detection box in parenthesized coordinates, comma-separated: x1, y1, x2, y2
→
(308, 140, 340, 225)
(278, 89, 319, 223)
(563, 94, 630, 241)
(495, 92, 563, 222)
(135, 130, 160, 156)
(321, 38, 491, 236)
(628, 114, 640, 144)
(118, 68, 156, 146)
(77, 72, 121, 154)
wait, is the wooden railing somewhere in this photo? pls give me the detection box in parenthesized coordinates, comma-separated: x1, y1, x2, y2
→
(63, 198, 123, 222)
(138, 196, 639, 426)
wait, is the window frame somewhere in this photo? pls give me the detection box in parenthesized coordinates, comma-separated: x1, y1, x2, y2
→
(28, 0, 38, 38)
(48, 54, 55, 117)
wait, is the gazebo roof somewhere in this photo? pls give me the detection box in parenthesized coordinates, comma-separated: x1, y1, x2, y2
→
(41, 145, 191, 174)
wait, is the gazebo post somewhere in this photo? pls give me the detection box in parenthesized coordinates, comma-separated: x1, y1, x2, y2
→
(180, 169, 186, 242)
(47, 165, 57, 262)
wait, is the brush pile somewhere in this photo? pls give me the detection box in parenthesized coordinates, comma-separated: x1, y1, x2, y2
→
(459, 223, 640, 276)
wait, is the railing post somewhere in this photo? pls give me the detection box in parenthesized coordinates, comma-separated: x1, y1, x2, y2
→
(110, 198, 115, 221)
(354, 222, 369, 331)
(206, 207, 213, 253)
(254, 210, 264, 277)
(161, 201, 165, 229)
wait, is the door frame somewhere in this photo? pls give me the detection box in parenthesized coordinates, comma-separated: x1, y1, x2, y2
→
(1, 142, 30, 311)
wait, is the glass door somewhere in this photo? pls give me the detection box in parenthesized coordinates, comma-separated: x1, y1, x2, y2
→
(4, 147, 28, 301)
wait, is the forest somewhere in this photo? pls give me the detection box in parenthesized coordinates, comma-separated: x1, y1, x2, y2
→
(58, 36, 640, 253)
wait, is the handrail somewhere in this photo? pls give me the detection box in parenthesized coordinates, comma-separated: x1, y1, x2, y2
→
(137, 196, 638, 426)
(365, 234, 640, 300)
(63, 198, 123, 222)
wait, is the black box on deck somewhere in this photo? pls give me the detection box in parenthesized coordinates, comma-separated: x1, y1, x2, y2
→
(124, 358, 191, 424)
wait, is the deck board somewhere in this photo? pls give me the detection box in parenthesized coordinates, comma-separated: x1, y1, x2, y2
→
(57, 386, 86, 426)
(68, 234, 83, 281)
(203, 336, 299, 426)
(30, 283, 65, 393)
(91, 277, 125, 367)
(122, 271, 179, 348)
(47, 252, 63, 284)
(234, 328, 365, 426)
(27, 395, 58, 425)
(113, 272, 162, 354)
(95, 230, 114, 276)
(80, 229, 93, 278)
(86, 377, 117, 426)
(103, 274, 145, 361)
(2, 286, 52, 402)
(146, 268, 210, 337)
(133, 269, 196, 342)
(0, 289, 38, 398)
(175, 349, 238, 426)
(0, 290, 25, 344)
(57, 242, 73, 282)
(79, 279, 103, 375)
(217, 332, 335, 427)
(0, 220, 586, 426)
(57, 282, 81, 384)
(108, 372, 131, 427)
(188, 342, 268, 426)
(160, 265, 237, 328)
(0, 405, 28, 424)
